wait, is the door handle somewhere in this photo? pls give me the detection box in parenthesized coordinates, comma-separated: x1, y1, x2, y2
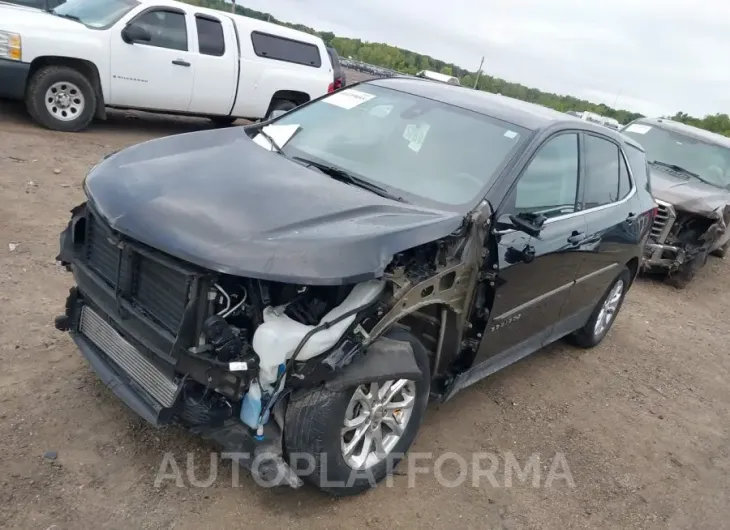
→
(567, 231, 585, 245)
(625, 212, 638, 225)
(172, 59, 191, 67)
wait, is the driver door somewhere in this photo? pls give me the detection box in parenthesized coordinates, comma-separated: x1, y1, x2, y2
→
(109, 7, 194, 111)
(474, 133, 587, 363)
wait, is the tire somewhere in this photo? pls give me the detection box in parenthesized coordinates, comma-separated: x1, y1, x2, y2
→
(567, 266, 631, 348)
(284, 328, 430, 496)
(665, 249, 708, 289)
(209, 116, 237, 127)
(711, 241, 729, 259)
(265, 99, 297, 121)
(25, 65, 96, 132)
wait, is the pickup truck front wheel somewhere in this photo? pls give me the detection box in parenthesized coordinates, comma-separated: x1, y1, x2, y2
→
(284, 328, 430, 496)
(26, 66, 96, 132)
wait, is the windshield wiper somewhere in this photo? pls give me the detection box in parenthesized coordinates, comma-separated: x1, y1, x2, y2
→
(53, 12, 83, 23)
(292, 157, 404, 202)
(649, 160, 723, 187)
(255, 129, 286, 156)
(649, 160, 699, 178)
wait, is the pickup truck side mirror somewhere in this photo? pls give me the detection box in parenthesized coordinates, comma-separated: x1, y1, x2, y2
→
(122, 24, 152, 45)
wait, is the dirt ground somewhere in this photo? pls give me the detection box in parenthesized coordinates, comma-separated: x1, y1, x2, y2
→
(1, 93, 729, 530)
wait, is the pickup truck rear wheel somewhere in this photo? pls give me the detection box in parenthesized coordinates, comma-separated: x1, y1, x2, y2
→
(284, 328, 430, 496)
(26, 66, 96, 132)
(265, 99, 297, 121)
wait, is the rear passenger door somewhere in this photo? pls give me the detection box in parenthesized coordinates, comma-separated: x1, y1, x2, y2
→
(188, 13, 238, 115)
(559, 133, 641, 320)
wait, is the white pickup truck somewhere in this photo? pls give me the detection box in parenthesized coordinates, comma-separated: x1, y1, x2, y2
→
(0, 0, 335, 131)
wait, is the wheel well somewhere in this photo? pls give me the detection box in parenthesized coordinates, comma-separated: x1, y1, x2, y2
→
(28, 56, 105, 118)
(268, 90, 310, 110)
(626, 257, 640, 284)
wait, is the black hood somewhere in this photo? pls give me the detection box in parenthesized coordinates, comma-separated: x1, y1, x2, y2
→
(649, 167, 730, 218)
(84, 127, 463, 285)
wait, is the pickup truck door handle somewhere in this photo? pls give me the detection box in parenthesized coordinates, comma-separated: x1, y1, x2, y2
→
(567, 231, 585, 245)
(172, 59, 191, 67)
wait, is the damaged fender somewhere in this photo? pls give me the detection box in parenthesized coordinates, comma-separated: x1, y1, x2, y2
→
(325, 335, 423, 392)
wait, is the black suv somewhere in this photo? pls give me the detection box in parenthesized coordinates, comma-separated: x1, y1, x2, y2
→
(55, 78, 655, 496)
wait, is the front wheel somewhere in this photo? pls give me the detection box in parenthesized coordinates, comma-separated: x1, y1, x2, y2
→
(711, 241, 729, 259)
(284, 328, 430, 496)
(665, 249, 708, 289)
(567, 266, 630, 348)
(25, 66, 96, 132)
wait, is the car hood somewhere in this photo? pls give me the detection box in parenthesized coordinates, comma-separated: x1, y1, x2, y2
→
(84, 127, 464, 285)
(649, 167, 730, 219)
(0, 5, 80, 30)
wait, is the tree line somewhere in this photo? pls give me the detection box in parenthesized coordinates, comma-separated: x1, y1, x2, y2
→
(183, 0, 730, 137)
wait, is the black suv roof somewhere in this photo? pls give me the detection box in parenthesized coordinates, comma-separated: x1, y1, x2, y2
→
(368, 77, 643, 150)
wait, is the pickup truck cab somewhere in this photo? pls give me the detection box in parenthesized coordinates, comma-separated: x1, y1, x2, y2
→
(0, 0, 333, 131)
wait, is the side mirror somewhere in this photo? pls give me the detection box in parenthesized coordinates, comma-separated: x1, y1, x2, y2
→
(497, 212, 545, 238)
(122, 24, 151, 44)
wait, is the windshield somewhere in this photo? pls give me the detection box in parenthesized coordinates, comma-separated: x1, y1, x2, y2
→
(53, 0, 138, 28)
(622, 121, 730, 189)
(266, 84, 527, 208)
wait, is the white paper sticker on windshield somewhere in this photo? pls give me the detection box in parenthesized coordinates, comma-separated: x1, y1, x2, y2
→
(252, 124, 300, 151)
(504, 130, 518, 139)
(369, 104, 393, 118)
(403, 123, 430, 152)
(626, 123, 652, 134)
(324, 89, 376, 109)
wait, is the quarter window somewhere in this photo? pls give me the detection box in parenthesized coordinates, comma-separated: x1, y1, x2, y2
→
(250, 31, 322, 67)
(583, 135, 621, 208)
(514, 134, 580, 218)
(618, 152, 632, 200)
(131, 10, 188, 51)
(195, 15, 224, 56)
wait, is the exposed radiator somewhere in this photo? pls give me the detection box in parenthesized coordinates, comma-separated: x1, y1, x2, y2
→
(79, 306, 179, 407)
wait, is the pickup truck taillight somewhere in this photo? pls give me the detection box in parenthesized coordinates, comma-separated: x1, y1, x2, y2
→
(328, 82, 335, 93)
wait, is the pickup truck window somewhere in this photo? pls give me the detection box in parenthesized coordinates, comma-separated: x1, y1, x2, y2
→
(133, 10, 188, 51)
(195, 15, 224, 57)
(251, 31, 322, 68)
(52, 0, 138, 29)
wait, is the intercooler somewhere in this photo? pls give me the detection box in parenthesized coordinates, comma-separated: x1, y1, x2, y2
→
(78, 305, 180, 407)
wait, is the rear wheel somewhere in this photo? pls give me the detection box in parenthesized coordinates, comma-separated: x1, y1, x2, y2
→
(264, 99, 297, 121)
(284, 328, 430, 496)
(26, 66, 96, 132)
(567, 267, 630, 348)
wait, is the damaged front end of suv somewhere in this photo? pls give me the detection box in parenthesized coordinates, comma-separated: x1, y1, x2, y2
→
(622, 118, 730, 287)
(53, 100, 498, 493)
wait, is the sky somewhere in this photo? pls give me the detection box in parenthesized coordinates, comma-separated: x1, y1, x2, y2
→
(236, 0, 729, 118)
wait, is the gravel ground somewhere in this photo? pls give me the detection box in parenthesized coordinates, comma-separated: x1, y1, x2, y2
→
(1, 85, 729, 529)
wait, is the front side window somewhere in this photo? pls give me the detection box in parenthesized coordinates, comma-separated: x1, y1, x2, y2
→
(265, 84, 528, 208)
(513, 133, 579, 218)
(583, 135, 620, 208)
(131, 10, 188, 51)
(622, 121, 730, 189)
(52, 0, 138, 28)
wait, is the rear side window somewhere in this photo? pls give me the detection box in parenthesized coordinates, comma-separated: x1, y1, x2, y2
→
(583, 135, 621, 208)
(624, 143, 652, 194)
(195, 15, 224, 56)
(133, 10, 187, 51)
(251, 31, 322, 67)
